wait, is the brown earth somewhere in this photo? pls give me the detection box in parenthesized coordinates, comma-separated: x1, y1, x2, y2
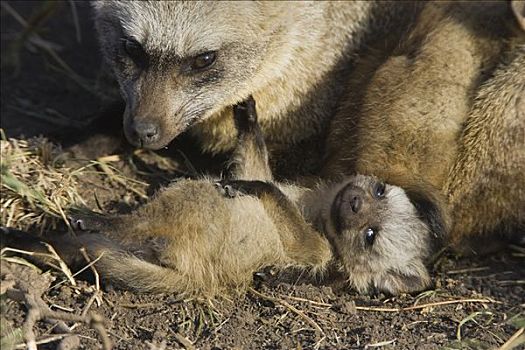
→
(1, 2, 523, 349)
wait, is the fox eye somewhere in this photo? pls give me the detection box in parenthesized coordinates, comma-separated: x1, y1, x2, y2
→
(373, 182, 386, 199)
(122, 37, 148, 68)
(191, 51, 217, 71)
(364, 227, 377, 246)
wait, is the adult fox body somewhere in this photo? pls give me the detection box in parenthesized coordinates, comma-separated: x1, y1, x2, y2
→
(20, 1, 517, 296)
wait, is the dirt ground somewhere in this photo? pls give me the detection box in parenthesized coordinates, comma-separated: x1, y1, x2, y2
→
(1, 2, 523, 349)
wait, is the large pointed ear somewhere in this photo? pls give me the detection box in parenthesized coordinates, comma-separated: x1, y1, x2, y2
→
(404, 186, 448, 243)
(512, 0, 525, 31)
(374, 263, 432, 295)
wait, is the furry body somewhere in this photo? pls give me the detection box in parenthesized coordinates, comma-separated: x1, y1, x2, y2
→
(5, 2, 523, 297)
(1, 98, 432, 296)
(1, 100, 331, 297)
(323, 2, 525, 252)
(80, 1, 523, 295)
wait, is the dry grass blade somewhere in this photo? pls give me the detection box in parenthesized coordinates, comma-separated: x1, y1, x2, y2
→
(365, 339, 397, 348)
(173, 333, 195, 350)
(498, 328, 525, 350)
(92, 158, 148, 199)
(509, 244, 525, 257)
(43, 243, 76, 287)
(79, 248, 100, 292)
(456, 311, 493, 341)
(447, 267, 490, 275)
(67, 0, 81, 43)
(80, 248, 103, 310)
(354, 298, 498, 313)
(280, 294, 332, 308)
(249, 288, 324, 336)
(51, 252, 105, 290)
(0, 256, 42, 273)
(1, 246, 75, 287)
(1, 134, 86, 231)
(118, 302, 162, 309)
(177, 150, 199, 178)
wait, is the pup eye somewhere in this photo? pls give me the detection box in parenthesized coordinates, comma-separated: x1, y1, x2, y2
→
(364, 227, 377, 246)
(191, 51, 217, 71)
(373, 182, 386, 198)
(122, 37, 148, 68)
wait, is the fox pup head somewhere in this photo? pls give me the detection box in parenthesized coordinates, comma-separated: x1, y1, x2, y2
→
(319, 175, 445, 295)
(92, 1, 292, 149)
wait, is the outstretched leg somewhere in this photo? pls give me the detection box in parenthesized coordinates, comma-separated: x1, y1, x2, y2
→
(0, 226, 212, 295)
(228, 96, 272, 181)
(70, 179, 227, 245)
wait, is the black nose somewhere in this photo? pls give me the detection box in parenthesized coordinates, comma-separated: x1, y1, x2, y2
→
(331, 184, 368, 234)
(132, 121, 159, 145)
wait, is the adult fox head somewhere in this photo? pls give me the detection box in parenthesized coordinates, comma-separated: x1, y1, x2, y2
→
(92, 1, 294, 149)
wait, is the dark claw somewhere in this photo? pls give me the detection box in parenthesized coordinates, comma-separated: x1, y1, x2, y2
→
(71, 218, 87, 231)
(214, 182, 240, 198)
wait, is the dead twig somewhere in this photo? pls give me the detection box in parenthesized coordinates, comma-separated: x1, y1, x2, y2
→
(249, 287, 324, 336)
(6, 287, 111, 350)
(279, 294, 332, 308)
(90, 314, 112, 350)
(3, 266, 112, 350)
(365, 339, 397, 348)
(79, 248, 103, 308)
(13, 333, 69, 349)
(446, 266, 490, 275)
(173, 332, 195, 350)
(354, 298, 498, 312)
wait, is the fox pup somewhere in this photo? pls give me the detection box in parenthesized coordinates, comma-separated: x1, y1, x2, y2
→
(2, 98, 330, 297)
(2, 97, 435, 296)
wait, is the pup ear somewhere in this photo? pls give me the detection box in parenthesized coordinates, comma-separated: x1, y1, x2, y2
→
(404, 187, 448, 243)
(374, 263, 432, 295)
